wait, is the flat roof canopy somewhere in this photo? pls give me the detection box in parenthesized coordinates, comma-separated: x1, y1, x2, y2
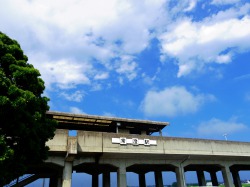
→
(46, 111, 169, 135)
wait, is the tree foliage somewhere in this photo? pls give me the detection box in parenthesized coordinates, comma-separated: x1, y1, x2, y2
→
(0, 32, 57, 185)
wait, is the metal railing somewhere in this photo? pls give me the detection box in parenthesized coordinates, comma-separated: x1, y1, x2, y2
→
(4, 174, 35, 187)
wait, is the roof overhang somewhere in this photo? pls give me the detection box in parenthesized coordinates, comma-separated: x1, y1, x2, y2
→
(46, 111, 169, 135)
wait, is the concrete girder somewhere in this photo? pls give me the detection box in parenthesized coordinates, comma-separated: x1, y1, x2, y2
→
(126, 164, 176, 173)
(46, 156, 66, 167)
(230, 164, 250, 171)
(73, 163, 117, 175)
(184, 164, 221, 173)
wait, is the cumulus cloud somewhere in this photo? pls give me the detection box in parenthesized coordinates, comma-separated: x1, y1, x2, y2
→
(37, 58, 91, 89)
(216, 54, 232, 64)
(0, 0, 169, 89)
(1, 0, 249, 88)
(197, 118, 247, 136)
(60, 91, 85, 102)
(94, 72, 109, 80)
(115, 55, 138, 82)
(141, 86, 215, 117)
(159, 5, 250, 77)
(69, 107, 85, 114)
(102, 112, 116, 117)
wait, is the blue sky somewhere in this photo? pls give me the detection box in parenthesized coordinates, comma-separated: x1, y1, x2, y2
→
(1, 0, 250, 143)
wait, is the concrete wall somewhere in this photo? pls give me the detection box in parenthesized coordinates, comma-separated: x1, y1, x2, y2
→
(46, 129, 68, 152)
(45, 130, 250, 157)
(72, 131, 250, 157)
(44, 130, 250, 187)
(77, 131, 103, 152)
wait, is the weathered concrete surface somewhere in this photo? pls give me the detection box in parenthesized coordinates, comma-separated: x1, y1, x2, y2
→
(73, 131, 250, 158)
(77, 131, 103, 152)
(67, 137, 77, 154)
(27, 130, 250, 187)
(46, 129, 68, 152)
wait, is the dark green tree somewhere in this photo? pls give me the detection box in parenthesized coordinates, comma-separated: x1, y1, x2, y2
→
(0, 32, 57, 185)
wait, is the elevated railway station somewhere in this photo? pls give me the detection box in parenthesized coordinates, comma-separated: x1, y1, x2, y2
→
(8, 111, 250, 187)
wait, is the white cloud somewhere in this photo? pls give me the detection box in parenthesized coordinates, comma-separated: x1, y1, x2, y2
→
(94, 72, 109, 80)
(60, 91, 85, 102)
(197, 118, 247, 136)
(142, 74, 155, 85)
(141, 86, 215, 117)
(142, 68, 161, 85)
(90, 84, 103, 91)
(234, 73, 250, 81)
(41, 59, 91, 89)
(211, 0, 241, 5)
(216, 54, 232, 64)
(102, 112, 116, 117)
(184, 0, 197, 12)
(69, 107, 85, 114)
(115, 55, 138, 82)
(2, 0, 249, 86)
(159, 5, 250, 77)
(0, 0, 170, 88)
(168, 0, 197, 15)
(28, 53, 92, 89)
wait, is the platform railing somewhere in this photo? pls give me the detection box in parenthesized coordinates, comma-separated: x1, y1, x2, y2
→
(4, 174, 35, 187)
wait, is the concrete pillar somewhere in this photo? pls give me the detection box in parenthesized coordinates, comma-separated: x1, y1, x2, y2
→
(221, 165, 234, 187)
(210, 171, 219, 186)
(103, 171, 110, 187)
(154, 171, 163, 187)
(232, 170, 242, 187)
(92, 173, 99, 187)
(117, 164, 127, 187)
(62, 161, 73, 187)
(196, 170, 206, 186)
(175, 166, 186, 187)
(138, 173, 146, 187)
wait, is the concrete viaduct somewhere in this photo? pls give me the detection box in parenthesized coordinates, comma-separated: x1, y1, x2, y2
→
(10, 111, 250, 187)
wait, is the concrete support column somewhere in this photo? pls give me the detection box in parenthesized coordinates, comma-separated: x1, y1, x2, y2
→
(221, 165, 234, 187)
(210, 171, 219, 186)
(62, 161, 73, 187)
(197, 170, 206, 186)
(175, 166, 186, 187)
(154, 171, 163, 187)
(138, 173, 146, 187)
(103, 171, 110, 187)
(232, 170, 242, 187)
(92, 173, 99, 187)
(117, 164, 127, 187)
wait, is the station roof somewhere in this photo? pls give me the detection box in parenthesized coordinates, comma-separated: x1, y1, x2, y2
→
(46, 111, 169, 135)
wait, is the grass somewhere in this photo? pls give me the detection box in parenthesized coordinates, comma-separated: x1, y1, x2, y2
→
(187, 184, 250, 187)
(219, 185, 250, 187)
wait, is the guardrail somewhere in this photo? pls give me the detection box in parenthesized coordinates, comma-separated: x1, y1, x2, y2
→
(4, 174, 35, 187)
